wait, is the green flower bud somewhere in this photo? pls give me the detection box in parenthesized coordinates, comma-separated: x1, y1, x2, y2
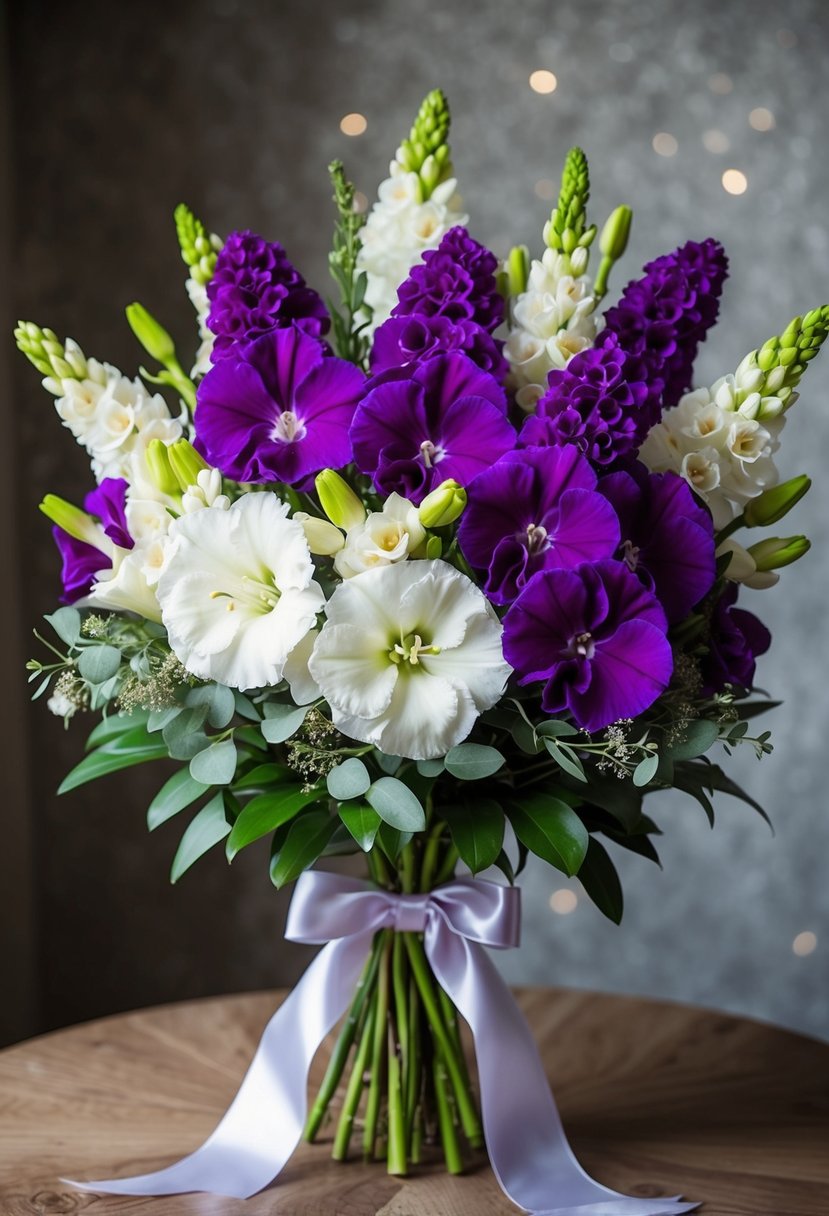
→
(315, 469, 366, 530)
(174, 203, 222, 284)
(39, 494, 99, 546)
(167, 439, 209, 492)
(506, 245, 530, 296)
(547, 147, 591, 254)
(145, 439, 181, 497)
(425, 535, 443, 559)
(418, 479, 467, 528)
(742, 475, 811, 527)
(747, 535, 811, 571)
(14, 322, 87, 381)
(396, 89, 453, 198)
(593, 205, 633, 302)
(126, 302, 176, 366)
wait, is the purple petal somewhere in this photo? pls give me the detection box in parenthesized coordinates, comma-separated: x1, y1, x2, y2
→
(566, 619, 674, 732)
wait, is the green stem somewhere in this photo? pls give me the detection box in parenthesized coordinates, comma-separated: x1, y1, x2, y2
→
(433, 842, 459, 887)
(305, 933, 383, 1141)
(405, 975, 422, 1138)
(391, 932, 410, 1142)
(362, 930, 392, 1160)
(387, 1023, 407, 1175)
(400, 842, 416, 893)
(404, 933, 483, 1148)
(419, 820, 444, 892)
(331, 990, 375, 1160)
(433, 1055, 464, 1174)
(716, 512, 747, 545)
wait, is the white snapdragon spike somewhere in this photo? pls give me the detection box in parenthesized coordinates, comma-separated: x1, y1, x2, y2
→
(640, 382, 784, 528)
(505, 247, 599, 402)
(308, 560, 511, 760)
(186, 276, 215, 377)
(181, 468, 231, 514)
(156, 492, 325, 690)
(357, 163, 468, 329)
(334, 493, 426, 578)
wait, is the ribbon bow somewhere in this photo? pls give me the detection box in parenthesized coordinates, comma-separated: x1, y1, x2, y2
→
(70, 873, 697, 1215)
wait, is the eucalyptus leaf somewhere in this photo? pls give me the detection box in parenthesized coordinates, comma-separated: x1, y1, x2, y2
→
(189, 739, 238, 786)
(77, 645, 122, 684)
(233, 690, 261, 722)
(327, 757, 371, 801)
(507, 793, 589, 877)
(170, 793, 231, 883)
(269, 811, 336, 888)
(632, 753, 659, 788)
(227, 786, 323, 859)
(148, 768, 210, 831)
(375, 752, 403, 776)
(543, 739, 587, 782)
(577, 837, 624, 924)
(416, 757, 444, 777)
(444, 743, 505, 782)
(186, 683, 236, 729)
(44, 607, 81, 646)
(147, 706, 181, 734)
(445, 800, 504, 874)
(59, 725, 169, 793)
(665, 719, 720, 761)
(366, 777, 426, 832)
(261, 703, 309, 744)
(536, 720, 579, 739)
(339, 803, 382, 851)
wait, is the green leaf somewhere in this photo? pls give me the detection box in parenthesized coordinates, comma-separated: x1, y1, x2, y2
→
(44, 607, 81, 646)
(492, 848, 515, 885)
(185, 683, 236, 729)
(366, 777, 426, 832)
(327, 757, 371, 800)
(59, 725, 169, 794)
(444, 743, 505, 781)
(162, 706, 210, 761)
(269, 810, 336, 888)
(261, 703, 309, 744)
(375, 751, 403, 776)
(665, 719, 720, 761)
(85, 710, 148, 750)
(632, 753, 659, 787)
(227, 786, 323, 859)
(507, 793, 589, 877)
(234, 724, 269, 753)
(730, 699, 781, 720)
(77, 645, 122, 684)
(189, 739, 237, 785)
(233, 762, 293, 792)
(376, 821, 412, 861)
(543, 738, 587, 782)
(147, 706, 181, 733)
(147, 768, 210, 831)
(578, 838, 624, 923)
(566, 772, 641, 831)
(536, 719, 579, 739)
(339, 803, 382, 851)
(233, 690, 261, 722)
(170, 793, 230, 882)
(416, 757, 445, 777)
(676, 761, 772, 827)
(444, 800, 505, 874)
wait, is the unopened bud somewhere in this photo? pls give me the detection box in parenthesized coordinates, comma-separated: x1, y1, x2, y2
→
(506, 245, 530, 297)
(39, 494, 100, 547)
(145, 439, 181, 497)
(126, 302, 176, 366)
(418, 479, 467, 528)
(425, 535, 443, 559)
(743, 475, 811, 527)
(167, 439, 209, 492)
(315, 469, 366, 530)
(747, 535, 810, 571)
(295, 512, 345, 556)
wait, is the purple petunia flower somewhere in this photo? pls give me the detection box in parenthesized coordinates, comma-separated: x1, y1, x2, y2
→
(701, 584, 771, 693)
(392, 227, 504, 333)
(503, 559, 674, 733)
(519, 336, 651, 466)
(54, 478, 132, 604)
(350, 352, 515, 504)
(195, 326, 365, 484)
(458, 446, 620, 605)
(370, 314, 508, 380)
(598, 462, 716, 624)
(601, 237, 729, 411)
(206, 230, 329, 359)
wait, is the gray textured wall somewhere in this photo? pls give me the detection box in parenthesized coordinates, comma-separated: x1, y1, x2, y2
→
(6, 0, 828, 1043)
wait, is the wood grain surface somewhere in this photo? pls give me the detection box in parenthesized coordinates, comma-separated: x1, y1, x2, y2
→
(0, 987, 827, 1215)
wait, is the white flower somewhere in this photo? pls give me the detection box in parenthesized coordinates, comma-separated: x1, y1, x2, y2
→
(156, 492, 324, 690)
(716, 539, 779, 589)
(308, 560, 511, 760)
(47, 689, 77, 720)
(180, 468, 231, 513)
(87, 548, 164, 622)
(334, 493, 426, 578)
(357, 163, 468, 329)
(186, 276, 215, 378)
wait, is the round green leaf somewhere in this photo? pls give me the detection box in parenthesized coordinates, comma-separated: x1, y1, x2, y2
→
(44, 607, 82, 646)
(366, 777, 426, 832)
(189, 739, 238, 786)
(77, 645, 122, 684)
(327, 757, 371, 801)
(261, 704, 309, 744)
(632, 753, 659, 787)
(666, 719, 720, 761)
(444, 743, 505, 781)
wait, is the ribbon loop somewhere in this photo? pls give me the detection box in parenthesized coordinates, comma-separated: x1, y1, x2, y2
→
(69, 872, 698, 1215)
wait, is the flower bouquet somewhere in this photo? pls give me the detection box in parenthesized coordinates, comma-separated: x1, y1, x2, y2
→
(20, 90, 823, 1212)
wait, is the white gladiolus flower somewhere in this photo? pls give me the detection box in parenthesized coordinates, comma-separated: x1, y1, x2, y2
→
(88, 548, 164, 622)
(156, 492, 324, 690)
(308, 560, 511, 760)
(334, 493, 426, 579)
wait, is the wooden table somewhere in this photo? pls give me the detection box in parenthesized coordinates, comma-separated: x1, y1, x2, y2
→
(1, 988, 827, 1215)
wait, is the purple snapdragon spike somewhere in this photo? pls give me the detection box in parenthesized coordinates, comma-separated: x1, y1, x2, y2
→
(350, 352, 515, 504)
(601, 237, 729, 411)
(598, 463, 716, 624)
(458, 447, 620, 605)
(370, 314, 508, 380)
(701, 583, 771, 693)
(54, 477, 131, 604)
(195, 326, 365, 484)
(519, 336, 651, 466)
(206, 230, 329, 359)
(392, 226, 504, 333)
(503, 559, 674, 733)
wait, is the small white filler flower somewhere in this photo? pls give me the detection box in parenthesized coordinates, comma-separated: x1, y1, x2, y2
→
(308, 559, 511, 760)
(156, 492, 324, 689)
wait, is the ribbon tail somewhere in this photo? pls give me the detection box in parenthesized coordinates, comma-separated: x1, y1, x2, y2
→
(425, 927, 699, 1216)
(65, 932, 374, 1198)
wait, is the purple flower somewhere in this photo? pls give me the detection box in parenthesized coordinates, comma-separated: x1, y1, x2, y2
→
(601, 237, 729, 411)
(392, 227, 504, 333)
(370, 314, 508, 380)
(54, 478, 132, 604)
(195, 326, 365, 484)
(206, 230, 329, 359)
(598, 463, 716, 623)
(503, 560, 674, 733)
(701, 584, 771, 693)
(350, 352, 515, 504)
(458, 447, 620, 605)
(519, 337, 651, 466)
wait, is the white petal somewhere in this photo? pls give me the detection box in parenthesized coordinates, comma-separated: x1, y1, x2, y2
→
(309, 623, 398, 719)
(419, 612, 511, 710)
(284, 629, 321, 705)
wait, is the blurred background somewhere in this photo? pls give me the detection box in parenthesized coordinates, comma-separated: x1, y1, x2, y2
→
(2, 0, 828, 1049)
